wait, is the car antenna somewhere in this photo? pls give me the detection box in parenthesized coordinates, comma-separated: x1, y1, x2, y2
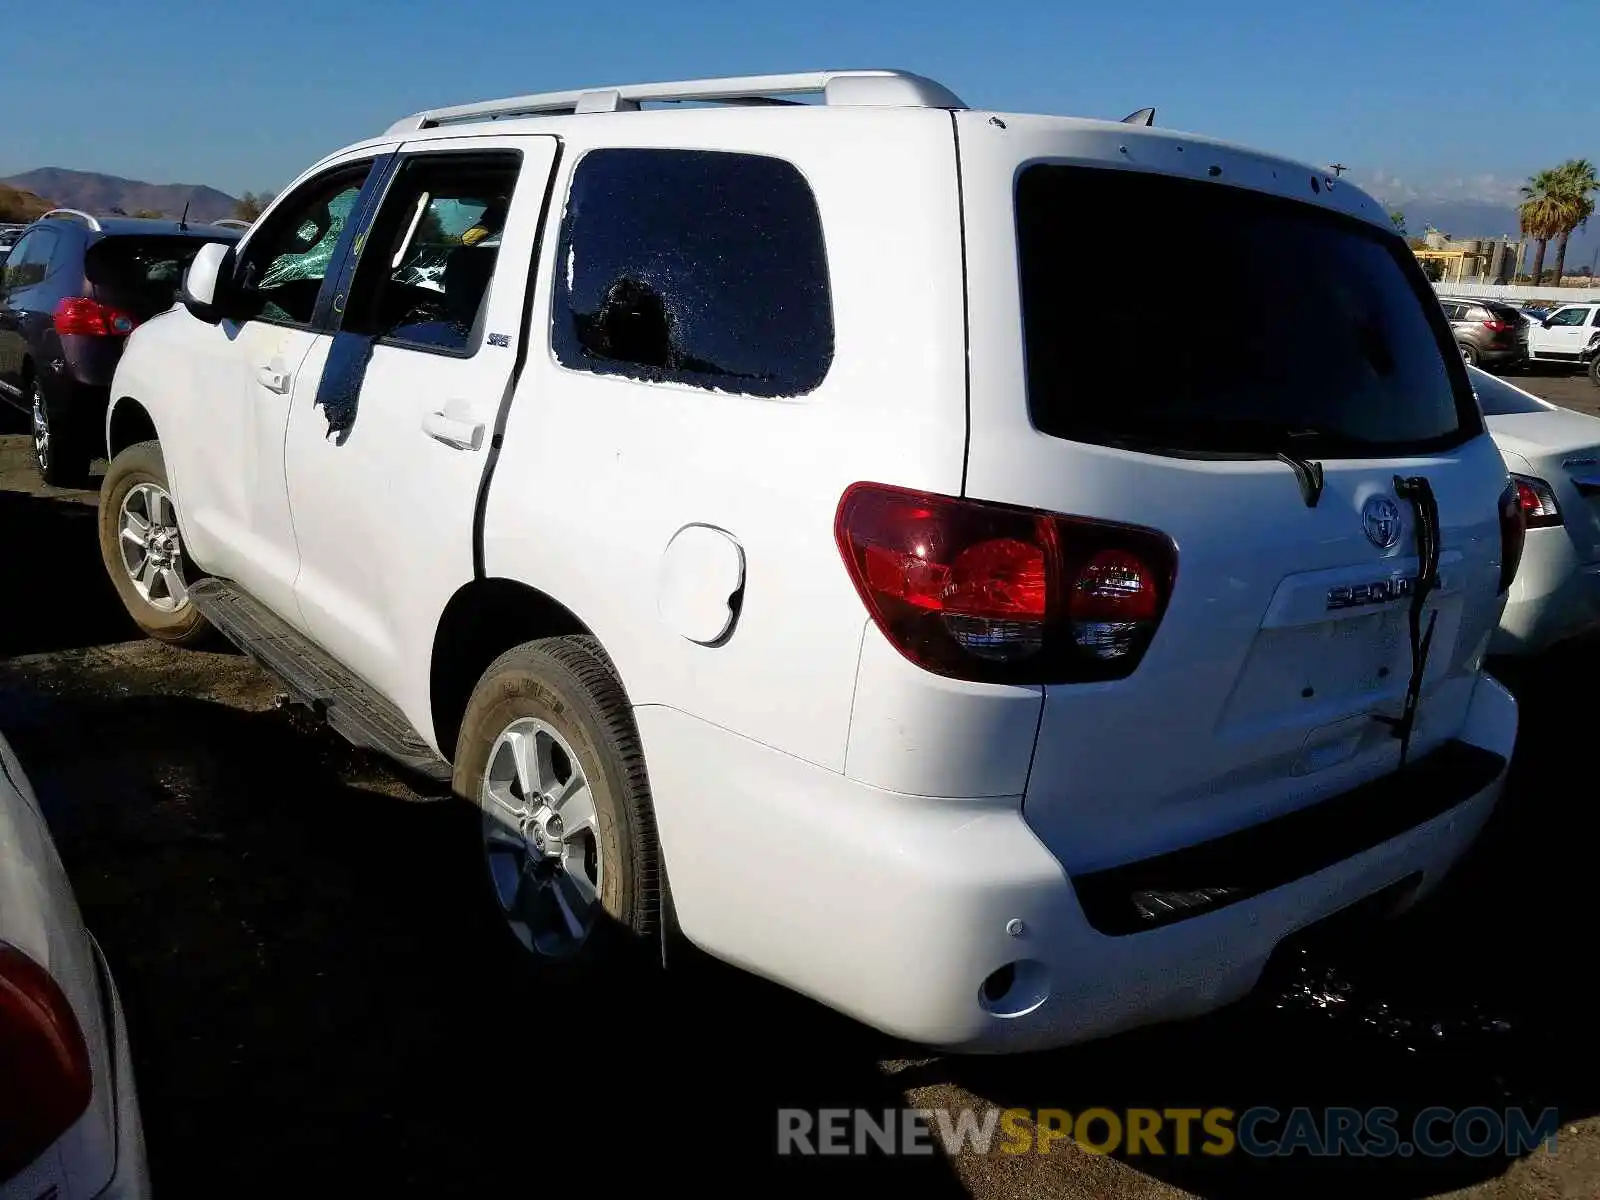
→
(178, 200, 190, 231)
(1121, 106, 1155, 126)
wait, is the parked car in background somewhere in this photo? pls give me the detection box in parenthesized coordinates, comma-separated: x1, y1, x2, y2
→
(1438, 296, 1528, 367)
(0, 209, 240, 485)
(1525, 301, 1600, 369)
(1518, 306, 1553, 326)
(0, 734, 149, 1198)
(1471, 364, 1600, 654)
(98, 69, 1519, 1054)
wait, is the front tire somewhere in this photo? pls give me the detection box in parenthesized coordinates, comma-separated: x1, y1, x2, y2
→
(97, 439, 214, 646)
(452, 636, 660, 974)
(31, 377, 92, 488)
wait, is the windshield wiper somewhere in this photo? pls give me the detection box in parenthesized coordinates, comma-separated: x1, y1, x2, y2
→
(1374, 474, 1442, 768)
(1070, 415, 1342, 506)
(1276, 449, 1325, 507)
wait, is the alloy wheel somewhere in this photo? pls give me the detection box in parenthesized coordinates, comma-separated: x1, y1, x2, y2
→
(480, 717, 604, 958)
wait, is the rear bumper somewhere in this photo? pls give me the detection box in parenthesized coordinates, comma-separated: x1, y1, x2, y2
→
(1491, 527, 1600, 655)
(1475, 345, 1525, 365)
(643, 672, 1515, 1053)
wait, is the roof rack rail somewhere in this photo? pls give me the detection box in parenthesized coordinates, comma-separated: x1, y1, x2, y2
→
(210, 218, 253, 229)
(386, 69, 965, 135)
(41, 208, 102, 231)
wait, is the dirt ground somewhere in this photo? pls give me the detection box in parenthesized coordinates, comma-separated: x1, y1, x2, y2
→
(1, 370, 1598, 1197)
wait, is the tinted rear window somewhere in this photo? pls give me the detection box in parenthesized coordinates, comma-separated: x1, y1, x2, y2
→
(84, 236, 228, 298)
(1016, 165, 1477, 457)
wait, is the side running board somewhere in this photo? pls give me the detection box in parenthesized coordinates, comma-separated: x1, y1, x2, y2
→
(188, 578, 452, 782)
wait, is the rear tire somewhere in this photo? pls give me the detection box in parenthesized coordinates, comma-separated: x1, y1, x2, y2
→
(1458, 343, 1479, 367)
(1588, 355, 1600, 388)
(31, 377, 92, 489)
(97, 439, 215, 647)
(451, 636, 660, 976)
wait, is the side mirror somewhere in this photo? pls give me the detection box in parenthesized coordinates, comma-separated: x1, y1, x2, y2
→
(182, 242, 239, 324)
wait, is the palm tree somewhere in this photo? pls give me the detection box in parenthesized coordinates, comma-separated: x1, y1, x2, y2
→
(1550, 159, 1598, 284)
(1519, 168, 1565, 284)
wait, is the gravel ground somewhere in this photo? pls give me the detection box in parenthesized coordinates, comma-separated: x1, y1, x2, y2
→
(1, 368, 1597, 1197)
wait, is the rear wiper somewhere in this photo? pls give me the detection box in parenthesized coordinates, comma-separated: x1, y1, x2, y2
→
(1276, 449, 1325, 507)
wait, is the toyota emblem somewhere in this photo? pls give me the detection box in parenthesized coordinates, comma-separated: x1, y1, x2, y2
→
(1362, 495, 1402, 551)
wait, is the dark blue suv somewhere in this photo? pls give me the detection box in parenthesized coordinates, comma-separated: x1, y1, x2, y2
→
(0, 210, 239, 485)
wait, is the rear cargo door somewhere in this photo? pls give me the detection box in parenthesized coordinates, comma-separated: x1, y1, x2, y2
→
(955, 113, 1512, 873)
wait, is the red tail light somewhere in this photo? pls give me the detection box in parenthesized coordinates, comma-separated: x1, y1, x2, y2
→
(53, 296, 138, 337)
(834, 483, 1178, 683)
(1511, 473, 1562, 530)
(0, 942, 93, 1178)
(1482, 319, 1512, 333)
(1497, 480, 1527, 594)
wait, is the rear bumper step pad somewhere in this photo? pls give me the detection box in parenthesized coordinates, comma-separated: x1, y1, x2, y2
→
(1073, 739, 1505, 935)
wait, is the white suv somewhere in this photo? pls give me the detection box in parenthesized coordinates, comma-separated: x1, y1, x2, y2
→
(1525, 300, 1600, 370)
(96, 70, 1522, 1053)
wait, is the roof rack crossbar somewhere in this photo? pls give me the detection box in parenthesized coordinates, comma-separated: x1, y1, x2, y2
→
(385, 69, 965, 135)
(41, 208, 102, 231)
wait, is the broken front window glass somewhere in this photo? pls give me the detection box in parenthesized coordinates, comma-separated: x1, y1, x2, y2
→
(241, 169, 370, 326)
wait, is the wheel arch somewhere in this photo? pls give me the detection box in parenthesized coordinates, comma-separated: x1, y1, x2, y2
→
(107, 396, 159, 461)
(429, 577, 612, 765)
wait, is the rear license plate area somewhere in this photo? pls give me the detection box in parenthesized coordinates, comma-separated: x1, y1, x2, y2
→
(1220, 598, 1462, 733)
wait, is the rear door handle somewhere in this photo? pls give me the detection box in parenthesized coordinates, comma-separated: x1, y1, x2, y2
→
(422, 410, 485, 451)
(256, 365, 291, 393)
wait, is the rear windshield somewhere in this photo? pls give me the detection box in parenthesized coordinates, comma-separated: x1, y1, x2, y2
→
(84, 236, 228, 299)
(1015, 165, 1478, 458)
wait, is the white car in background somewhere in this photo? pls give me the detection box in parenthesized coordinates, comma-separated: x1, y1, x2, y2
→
(1525, 300, 1600, 366)
(0, 735, 148, 1198)
(1473, 364, 1600, 654)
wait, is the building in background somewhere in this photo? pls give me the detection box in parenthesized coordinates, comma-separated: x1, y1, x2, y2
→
(1411, 229, 1526, 284)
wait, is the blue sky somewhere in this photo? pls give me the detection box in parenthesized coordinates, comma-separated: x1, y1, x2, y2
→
(3, 0, 1595, 207)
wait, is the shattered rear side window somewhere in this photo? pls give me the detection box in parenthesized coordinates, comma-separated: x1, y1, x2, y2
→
(551, 148, 834, 398)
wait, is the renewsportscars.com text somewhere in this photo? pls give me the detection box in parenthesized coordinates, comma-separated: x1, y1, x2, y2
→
(778, 1105, 1562, 1159)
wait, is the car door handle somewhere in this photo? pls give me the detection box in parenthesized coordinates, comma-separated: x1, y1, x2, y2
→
(256, 365, 291, 393)
(422, 410, 485, 451)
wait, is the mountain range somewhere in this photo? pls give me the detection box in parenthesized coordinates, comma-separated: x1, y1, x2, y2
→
(0, 168, 239, 224)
